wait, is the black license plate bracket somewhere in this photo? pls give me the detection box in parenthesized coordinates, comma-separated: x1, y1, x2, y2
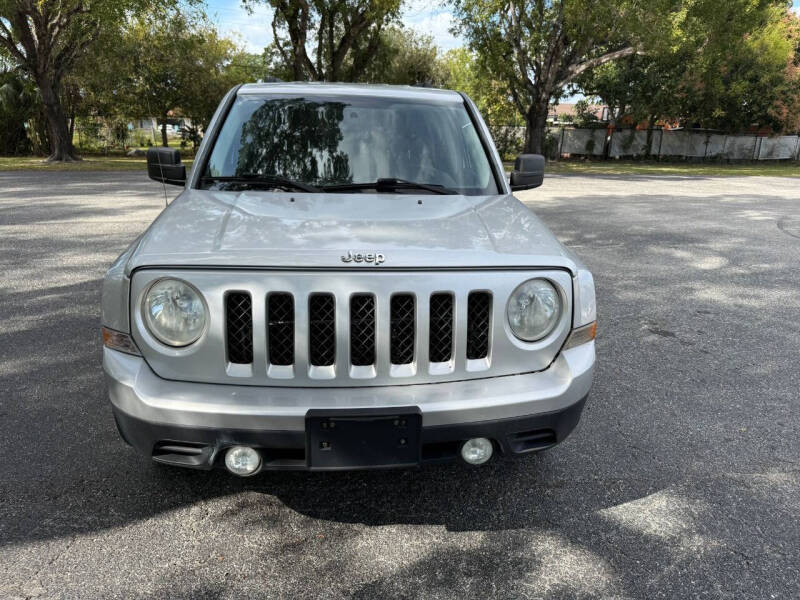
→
(306, 407, 422, 470)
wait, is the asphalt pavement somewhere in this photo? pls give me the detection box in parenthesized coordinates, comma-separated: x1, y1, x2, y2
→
(0, 170, 798, 599)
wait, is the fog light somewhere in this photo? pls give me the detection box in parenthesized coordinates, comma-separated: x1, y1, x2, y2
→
(224, 446, 261, 476)
(460, 437, 494, 465)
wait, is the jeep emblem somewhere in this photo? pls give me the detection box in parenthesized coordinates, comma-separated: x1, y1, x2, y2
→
(341, 250, 385, 265)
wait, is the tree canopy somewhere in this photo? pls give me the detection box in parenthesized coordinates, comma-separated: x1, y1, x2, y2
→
(0, 0, 177, 160)
(450, 0, 664, 153)
(576, 0, 800, 134)
(449, 0, 792, 153)
(250, 0, 403, 81)
(3, 0, 800, 161)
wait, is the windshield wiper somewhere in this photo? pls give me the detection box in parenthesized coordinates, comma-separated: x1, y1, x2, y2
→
(201, 174, 321, 193)
(322, 178, 458, 195)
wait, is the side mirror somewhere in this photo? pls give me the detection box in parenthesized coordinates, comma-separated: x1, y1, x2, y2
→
(147, 147, 186, 186)
(510, 154, 545, 191)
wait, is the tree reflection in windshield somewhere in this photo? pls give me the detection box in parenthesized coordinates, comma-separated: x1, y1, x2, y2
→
(205, 93, 499, 195)
(236, 98, 351, 185)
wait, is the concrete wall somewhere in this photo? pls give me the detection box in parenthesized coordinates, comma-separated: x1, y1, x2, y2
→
(553, 128, 800, 160)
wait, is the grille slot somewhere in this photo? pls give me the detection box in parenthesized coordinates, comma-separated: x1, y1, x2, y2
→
(350, 294, 376, 366)
(267, 293, 294, 366)
(390, 294, 416, 365)
(225, 292, 253, 364)
(309, 294, 336, 366)
(429, 293, 454, 363)
(466, 291, 492, 360)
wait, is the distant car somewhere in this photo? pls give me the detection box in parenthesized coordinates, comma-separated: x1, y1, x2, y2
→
(101, 83, 596, 475)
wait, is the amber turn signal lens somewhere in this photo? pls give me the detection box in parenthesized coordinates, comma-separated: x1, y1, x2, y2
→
(102, 327, 141, 356)
(562, 321, 596, 350)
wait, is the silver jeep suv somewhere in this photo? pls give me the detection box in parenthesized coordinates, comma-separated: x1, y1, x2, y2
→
(102, 83, 596, 474)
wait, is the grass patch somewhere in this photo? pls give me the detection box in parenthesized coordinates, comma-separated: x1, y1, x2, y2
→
(0, 155, 194, 172)
(5, 155, 798, 176)
(540, 160, 800, 177)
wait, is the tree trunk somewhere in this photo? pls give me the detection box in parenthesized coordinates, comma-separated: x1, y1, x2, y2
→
(644, 114, 657, 158)
(524, 100, 550, 154)
(38, 77, 78, 162)
(161, 121, 168, 147)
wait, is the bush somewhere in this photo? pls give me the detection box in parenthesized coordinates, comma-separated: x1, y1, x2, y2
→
(179, 122, 203, 152)
(133, 130, 152, 148)
(489, 125, 524, 161)
(108, 120, 130, 148)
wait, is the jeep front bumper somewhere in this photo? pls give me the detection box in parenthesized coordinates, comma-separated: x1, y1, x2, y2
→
(104, 341, 594, 470)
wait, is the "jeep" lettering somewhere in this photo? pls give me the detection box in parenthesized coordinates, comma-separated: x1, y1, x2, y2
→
(341, 250, 385, 265)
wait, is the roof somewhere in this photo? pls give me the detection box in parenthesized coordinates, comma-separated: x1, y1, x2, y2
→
(551, 103, 606, 117)
(237, 82, 463, 103)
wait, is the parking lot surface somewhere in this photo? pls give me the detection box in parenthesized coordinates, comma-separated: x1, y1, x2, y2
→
(1, 170, 798, 599)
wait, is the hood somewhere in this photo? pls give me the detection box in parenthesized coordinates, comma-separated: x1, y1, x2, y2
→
(126, 189, 579, 274)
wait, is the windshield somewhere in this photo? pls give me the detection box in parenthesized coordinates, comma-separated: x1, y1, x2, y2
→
(202, 93, 499, 195)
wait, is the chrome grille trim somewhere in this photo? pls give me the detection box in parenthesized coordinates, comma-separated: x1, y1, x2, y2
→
(130, 270, 573, 388)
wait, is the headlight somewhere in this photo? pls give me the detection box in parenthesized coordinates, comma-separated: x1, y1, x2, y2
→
(142, 278, 206, 347)
(506, 279, 561, 341)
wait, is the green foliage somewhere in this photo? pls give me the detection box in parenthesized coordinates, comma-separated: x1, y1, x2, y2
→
(0, 66, 32, 154)
(80, 9, 245, 140)
(576, 0, 798, 133)
(450, 0, 662, 151)
(572, 99, 599, 128)
(361, 27, 444, 85)
(249, 0, 403, 82)
(262, 18, 446, 87)
(448, 0, 795, 151)
(0, 0, 186, 159)
(108, 119, 130, 148)
(179, 122, 203, 151)
(226, 52, 268, 83)
(440, 47, 522, 158)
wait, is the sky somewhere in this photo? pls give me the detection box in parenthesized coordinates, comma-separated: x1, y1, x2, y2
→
(204, 0, 462, 54)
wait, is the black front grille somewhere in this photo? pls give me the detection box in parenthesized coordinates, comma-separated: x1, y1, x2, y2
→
(309, 294, 336, 366)
(267, 293, 294, 366)
(466, 292, 491, 360)
(390, 294, 415, 365)
(350, 294, 375, 366)
(225, 292, 253, 364)
(429, 293, 454, 363)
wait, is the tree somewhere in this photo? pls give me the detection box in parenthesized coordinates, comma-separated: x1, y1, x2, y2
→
(683, 7, 800, 132)
(440, 47, 523, 158)
(0, 0, 162, 160)
(84, 10, 244, 146)
(248, 0, 403, 81)
(361, 26, 444, 85)
(576, 1, 798, 135)
(450, 0, 665, 153)
(0, 63, 33, 154)
(225, 51, 268, 84)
